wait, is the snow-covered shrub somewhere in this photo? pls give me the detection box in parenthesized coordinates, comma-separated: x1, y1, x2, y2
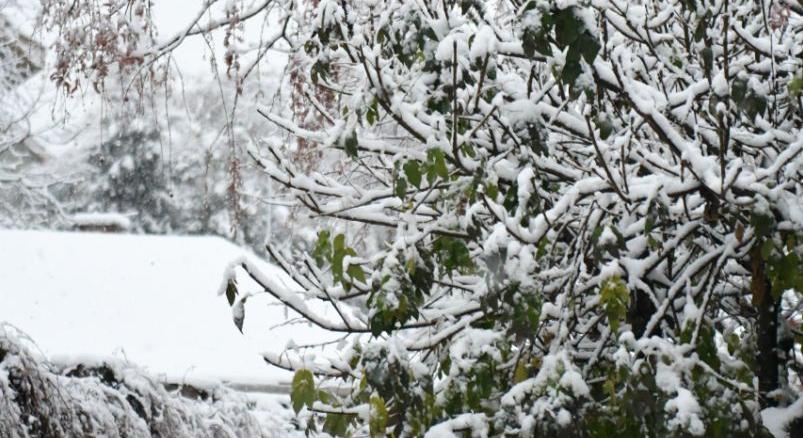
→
(0, 326, 299, 437)
(224, 0, 803, 436)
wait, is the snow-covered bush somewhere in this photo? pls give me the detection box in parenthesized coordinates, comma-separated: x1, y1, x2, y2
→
(0, 326, 299, 437)
(222, 0, 803, 436)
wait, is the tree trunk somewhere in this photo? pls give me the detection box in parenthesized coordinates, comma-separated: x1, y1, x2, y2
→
(751, 244, 779, 408)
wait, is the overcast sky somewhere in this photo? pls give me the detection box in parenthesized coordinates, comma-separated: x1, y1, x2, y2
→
(152, 0, 288, 79)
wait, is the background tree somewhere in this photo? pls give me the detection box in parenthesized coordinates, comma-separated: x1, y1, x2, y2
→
(0, 4, 74, 228)
(64, 77, 295, 249)
(84, 127, 177, 232)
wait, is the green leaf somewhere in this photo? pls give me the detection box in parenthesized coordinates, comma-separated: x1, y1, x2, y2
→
(433, 237, 473, 274)
(359, 374, 368, 392)
(697, 324, 721, 370)
(369, 395, 388, 437)
(769, 252, 802, 297)
(576, 31, 600, 64)
(331, 234, 359, 287)
(370, 310, 389, 337)
(521, 28, 537, 58)
(347, 263, 366, 283)
(427, 148, 449, 179)
(332, 234, 347, 283)
(536, 238, 549, 259)
(761, 239, 775, 260)
(743, 94, 767, 120)
(291, 369, 316, 414)
(485, 183, 499, 200)
(232, 297, 246, 333)
(344, 131, 359, 159)
(323, 412, 355, 437)
(405, 257, 416, 275)
(225, 278, 238, 306)
(561, 56, 582, 85)
(333, 233, 346, 251)
(731, 78, 747, 103)
(599, 275, 629, 332)
(366, 99, 379, 125)
(554, 8, 582, 47)
(404, 160, 422, 188)
(597, 116, 614, 140)
(395, 175, 408, 198)
(591, 226, 603, 244)
(644, 216, 655, 234)
(514, 359, 528, 383)
(701, 46, 713, 77)
(522, 27, 551, 57)
(751, 213, 775, 238)
(313, 230, 332, 267)
(693, 15, 707, 42)
(790, 76, 803, 97)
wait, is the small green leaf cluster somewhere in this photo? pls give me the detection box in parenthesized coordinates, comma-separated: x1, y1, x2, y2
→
(521, 3, 599, 88)
(313, 231, 366, 290)
(395, 149, 450, 199)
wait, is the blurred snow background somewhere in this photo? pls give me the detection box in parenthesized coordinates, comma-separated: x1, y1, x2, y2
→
(0, 1, 321, 433)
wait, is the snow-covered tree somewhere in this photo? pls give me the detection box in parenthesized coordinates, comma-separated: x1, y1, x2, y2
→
(33, 0, 803, 435)
(83, 128, 175, 232)
(74, 80, 292, 248)
(0, 4, 72, 228)
(218, 0, 803, 435)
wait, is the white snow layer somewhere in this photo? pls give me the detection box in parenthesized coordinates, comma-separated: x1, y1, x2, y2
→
(762, 397, 803, 438)
(69, 212, 132, 230)
(0, 229, 333, 388)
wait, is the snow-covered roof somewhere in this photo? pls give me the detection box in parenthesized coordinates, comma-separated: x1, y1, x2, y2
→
(0, 230, 334, 389)
(69, 212, 132, 231)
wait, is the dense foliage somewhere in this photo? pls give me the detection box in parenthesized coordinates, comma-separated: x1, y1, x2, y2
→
(231, 0, 803, 436)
